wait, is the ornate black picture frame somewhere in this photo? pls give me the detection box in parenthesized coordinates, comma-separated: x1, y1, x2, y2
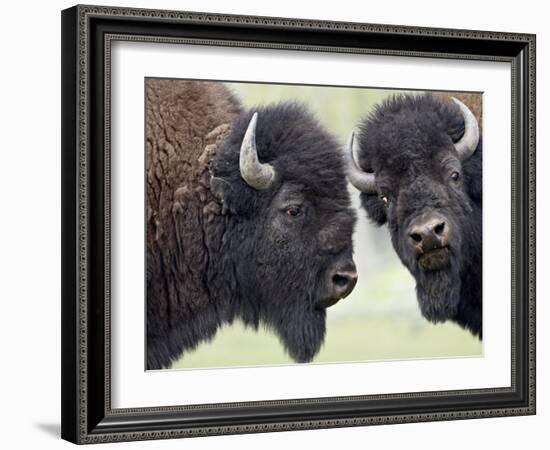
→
(61, 4, 536, 444)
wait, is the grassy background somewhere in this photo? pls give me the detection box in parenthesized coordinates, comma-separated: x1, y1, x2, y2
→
(170, 81, 482, 370)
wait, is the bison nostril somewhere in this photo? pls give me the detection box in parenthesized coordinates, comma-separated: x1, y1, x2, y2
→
(410, 232, 422, 243)
(331, 268, 358, 300)
(434, 222, 445, 235)
(333, 274, 350, 287)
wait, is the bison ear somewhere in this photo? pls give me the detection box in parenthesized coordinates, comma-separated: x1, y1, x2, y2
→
(210, 176, 254, 216)
(462, 144, 483, 205)
(209, 176, 234, 214)
(209, 177, 227, 201)
(361, 194, 387, 225)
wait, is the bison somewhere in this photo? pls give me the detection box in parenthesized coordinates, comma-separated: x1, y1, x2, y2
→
(345, 93, 482, 337)
(146, 79, 357, 369)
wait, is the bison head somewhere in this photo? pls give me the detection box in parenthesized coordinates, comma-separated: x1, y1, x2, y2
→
(346, 94, 482, 326)
(210, 103, 357, 362)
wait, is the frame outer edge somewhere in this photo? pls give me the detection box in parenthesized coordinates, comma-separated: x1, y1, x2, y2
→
(527, 33, 536, 414)
(77, 3, 91, 444)
(76, 3, 534, 40)
(61, 5, 80, 445)
(63, 4, 537, 443)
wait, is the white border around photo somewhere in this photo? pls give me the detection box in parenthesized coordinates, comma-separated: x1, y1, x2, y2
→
(111, 41, 511, 409)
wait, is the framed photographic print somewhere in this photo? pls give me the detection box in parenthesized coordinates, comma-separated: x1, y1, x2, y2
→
(61, 4, 536, 444)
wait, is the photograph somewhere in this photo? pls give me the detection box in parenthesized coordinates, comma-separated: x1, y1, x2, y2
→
(145, 79, 483, 370)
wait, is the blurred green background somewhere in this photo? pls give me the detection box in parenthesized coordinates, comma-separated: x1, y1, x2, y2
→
(170, 81, 482, 370)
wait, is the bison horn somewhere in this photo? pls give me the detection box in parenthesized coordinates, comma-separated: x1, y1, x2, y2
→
(452, 97, 480, 161)
(239, 112, 275, 190)
(344, 131, 377, 194)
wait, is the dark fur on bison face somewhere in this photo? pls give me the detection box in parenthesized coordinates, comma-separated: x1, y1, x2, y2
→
(209, 103, 357, 362)
(347, 94, 482, 336)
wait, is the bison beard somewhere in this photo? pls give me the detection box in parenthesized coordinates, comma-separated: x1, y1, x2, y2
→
(267, 302, 327, 364)
(414, 260, 461, 323)
(146, 80, 356, 369)
(278, 309, 326, 363)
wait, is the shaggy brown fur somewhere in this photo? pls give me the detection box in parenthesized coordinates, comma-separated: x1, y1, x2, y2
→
(146, 79, 241, 362)
(432, 92, 483, 130)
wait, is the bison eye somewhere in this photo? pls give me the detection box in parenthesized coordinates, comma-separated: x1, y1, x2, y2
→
(380, 196, 389, 207)
(286, 205, 302, 217)
(450, 171, 460, 181)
